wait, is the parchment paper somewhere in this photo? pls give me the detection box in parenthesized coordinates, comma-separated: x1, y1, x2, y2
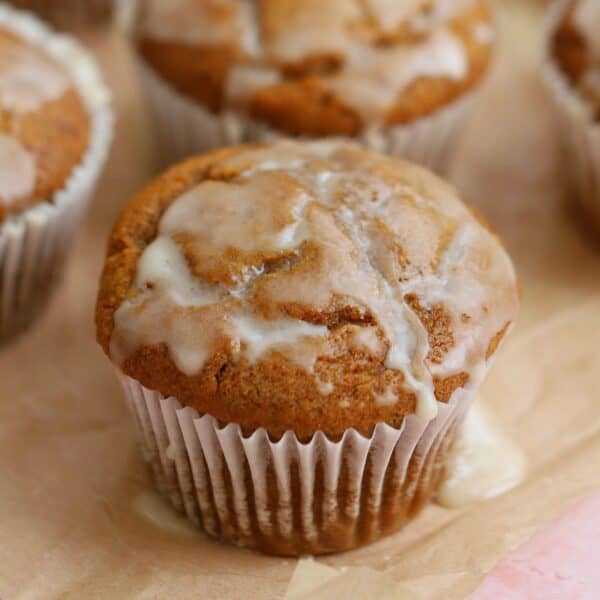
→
(1, 3, 600, 598)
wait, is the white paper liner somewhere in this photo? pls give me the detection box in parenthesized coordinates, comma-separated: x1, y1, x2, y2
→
(0, 5, 113, 342)
(139, 60, 477, 174)
(542, 4, 600, 232)
(118, 372, 474, 555)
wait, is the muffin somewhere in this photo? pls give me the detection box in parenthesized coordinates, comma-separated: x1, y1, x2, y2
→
(0, 5, 112, 343)
(135, 0, 495, 171)
(96, 140, 519, 555)
(6, 0, 115, 30)
(545, 0, 600, 232)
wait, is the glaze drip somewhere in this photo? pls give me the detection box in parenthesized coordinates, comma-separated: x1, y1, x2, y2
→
(0, 33, 68, 113)
(437, 400, 527, 507)
(0, 134, 35, 206)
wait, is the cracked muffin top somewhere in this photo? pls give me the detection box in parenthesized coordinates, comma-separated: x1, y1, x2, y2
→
(0, 28, 90, 224)
(551, 0, 600, 119)
(136, 0, 494, 136)
(96, 140, 518, 440)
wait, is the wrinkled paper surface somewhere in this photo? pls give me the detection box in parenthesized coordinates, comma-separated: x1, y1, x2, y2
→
(2, 3, 600, 599)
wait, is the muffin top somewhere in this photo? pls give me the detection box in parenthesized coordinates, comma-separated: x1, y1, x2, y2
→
(0, 28, 90, 223)
(96, 140, 518, 440)
(552, 0, 600, 118)
(6, 0, 113, 30)
(136, 0, 494, 136)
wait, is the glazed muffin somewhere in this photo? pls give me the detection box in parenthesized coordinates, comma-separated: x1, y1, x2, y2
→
(545, 0, 600, 232)
(0, 5, 112, 342)
(0, 30, 89, 222)
(551, 0, 600, 117)
(135, 0, 495, 170)
(96, 140, 519, 556)
(6, 0, 114, 30)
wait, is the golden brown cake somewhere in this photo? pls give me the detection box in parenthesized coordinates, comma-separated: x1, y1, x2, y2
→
(545, 0, 600, 233)
(0, 5, 112, 343)
(6, 0, 114, 29)
(0, 29, 90, 224)
(551, 0, 600, 119)
(96, 140, 519, 555)
(135, 0, 496, 169)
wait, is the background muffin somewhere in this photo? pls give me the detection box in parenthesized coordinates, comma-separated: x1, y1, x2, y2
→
(545, 0, 600, 233)
(135, 0, 495, 171)
(5, 0, 115, 30)
(551, 0, 600, 117)
(0, 5, 112, 342)
(0, 30, 89, 222)
(96, 140, 519, 555)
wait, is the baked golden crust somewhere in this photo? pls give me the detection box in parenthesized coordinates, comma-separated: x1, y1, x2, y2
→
(552, 1, 588, 84)
(551, 0, 600, 118)
(136, 0, 494, 135)
(96, 141, 519, 441)
(136, 41, 244, 114)
(0, 29, 90, 223)
(5, 0, 113, 29)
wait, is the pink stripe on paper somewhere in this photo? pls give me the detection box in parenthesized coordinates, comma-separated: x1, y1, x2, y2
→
(470, 491, 600, 599)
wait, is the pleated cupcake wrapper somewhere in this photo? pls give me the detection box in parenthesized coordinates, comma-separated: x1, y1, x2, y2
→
(118, 372, 474, 555)
(542, 5, 600, 233)
(139, 60, 477, 175)
(0, 5, 113, 342)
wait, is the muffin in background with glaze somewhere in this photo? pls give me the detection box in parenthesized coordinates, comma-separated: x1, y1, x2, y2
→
(96, 140, 519, 556)
(545, 0, 600, 232)
(0, 5, 112, 343)
(0, 30, 89, 223)
(134, 0, 496, 171)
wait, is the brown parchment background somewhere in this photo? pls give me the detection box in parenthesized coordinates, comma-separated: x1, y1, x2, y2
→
(1, 2, 600, 598)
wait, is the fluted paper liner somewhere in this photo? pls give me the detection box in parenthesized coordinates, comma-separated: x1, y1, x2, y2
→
(138, 60, 477, 174)
(0, 5, 113, 342)
(542, 3, 600, 232)
(119, 373, 474, 555)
